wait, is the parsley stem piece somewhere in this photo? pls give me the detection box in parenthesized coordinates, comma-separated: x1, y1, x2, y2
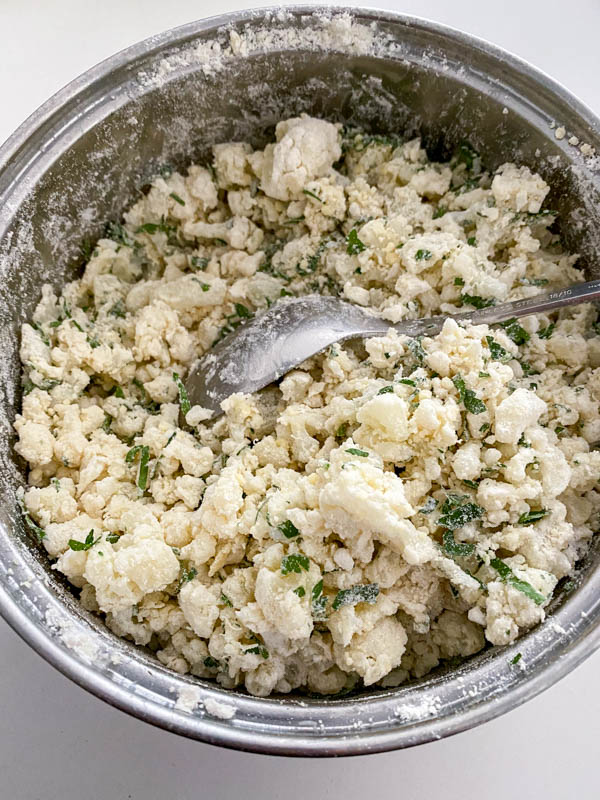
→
(332, 584, 379, 610)
(173, 372, 191, 417)
(490, 557, 546, 605)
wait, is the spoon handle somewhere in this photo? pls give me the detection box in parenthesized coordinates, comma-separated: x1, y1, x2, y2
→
(394, 280, 600, 338)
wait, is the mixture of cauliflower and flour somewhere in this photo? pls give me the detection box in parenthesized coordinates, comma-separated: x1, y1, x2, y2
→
(15, 115, 600, 697)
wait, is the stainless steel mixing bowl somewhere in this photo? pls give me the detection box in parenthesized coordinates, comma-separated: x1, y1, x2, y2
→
(1, 6, 600, 756)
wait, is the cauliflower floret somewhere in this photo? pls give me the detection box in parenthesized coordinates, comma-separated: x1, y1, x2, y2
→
(319, 444, 435, 565)
(84, 529, 179, 613)
(178, 580, 220, 638)
(256, 116, 341, 201)
(491, 163, 549, 213)
(333, 616, 408, 685)
(494, 388, 546, 444)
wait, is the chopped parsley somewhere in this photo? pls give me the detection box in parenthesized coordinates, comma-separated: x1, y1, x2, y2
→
(453, 277, 465, 287)
(538, 323, 555, 340)
(490, 557, 545, 605)
(486, 335, 511, 362)
(433, 206, 447, 219)
(419, 497, 438, 514)
(106, 532, 121, 544)
(105, 221, 134, 247)
(378, 385, 394, 394)
(102, 413, 113, 434)
(18, 498, 46, 542)
(220, 592, 233, 607)
(399, 378, 417, 387)
(126, 444, 151, 491)
(467, 236, 477, 246)
(169, 192, 185, 205)
(68, 529, 100, 551)
(31, 322, 49, 346)
(293, 586, 306, 598)
(345, 447, 369, 457)
(172, 372, 190, 417)
(281, 553, 310, 575)
(461, 294, 495, 309)
(499, 318, 530, 345)
(510, 653, 522, 665)
(332, 583, 379, 611)
(109, 300, 127, 318)
(178, 565, 197, 589)
(190, 256, 209, 270)
(346, 229, 366, 255)
(234, 303, 252, 318)
(452, 374, 486, 414)
(203, 656, 220, 669)
(438, 493, 484, 531)
(311, 579, 328, 620)
(278, 520, 300, 539)
(303, 189, 323, 202)
(335, 422, 348, 440)
(442, 530, 475, 557)
(517, 509, 548, 526)
(245, 644, 269, 659)
(415, 248, 433, 261)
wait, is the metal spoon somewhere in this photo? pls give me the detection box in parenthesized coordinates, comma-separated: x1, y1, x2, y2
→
(185, 279, 600, 416)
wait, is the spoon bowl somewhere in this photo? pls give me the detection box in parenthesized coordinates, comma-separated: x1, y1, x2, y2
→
(185, 279, 600, 416)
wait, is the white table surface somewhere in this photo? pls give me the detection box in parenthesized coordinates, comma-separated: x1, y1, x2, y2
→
(1, 1, 599, 797)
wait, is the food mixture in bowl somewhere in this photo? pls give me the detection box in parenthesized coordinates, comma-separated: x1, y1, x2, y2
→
(14, 116, 600, 697)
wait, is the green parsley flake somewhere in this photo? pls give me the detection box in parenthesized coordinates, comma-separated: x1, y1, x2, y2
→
(452, 374, 486, 414)
(303, 189, 323, 202)
(293, 586, 306, 598)
(178, 565, 197, 589)
(170, 192, 185, 205)
(220, 592, 233, 607)
(126, 445, 150, 491)
(399, 378, 417, 387)
(173, 372, 191, 416)
(332, 583, 379, 611)
(461, 294, 495, 309)
(442, 530, 475, 557)
(109, 300, 127, 318)
(68, 529, 100, 551)
(518, 509, 548, 526)
(377, 385, 394, 394)
(486, 335, 511, 362)
(415, 249, 433, 261)
(490, 557, 545, 605)
(204, 656, 220, 669)
(499, 318, 530, 345)
(538, 323, 555, 339)
(281, 553, 310, 575)
(278, 520, 300, 539)
(311, 579, 328, 620)
(438, 494, 484, 531)
(244, 644, 269, 659)
(510, 653, 522, 665)
(419, 497, 438, 514)
(346, 229, 366, 255)
(18, 498, 46, 542)
(346, 447, 369, 457)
